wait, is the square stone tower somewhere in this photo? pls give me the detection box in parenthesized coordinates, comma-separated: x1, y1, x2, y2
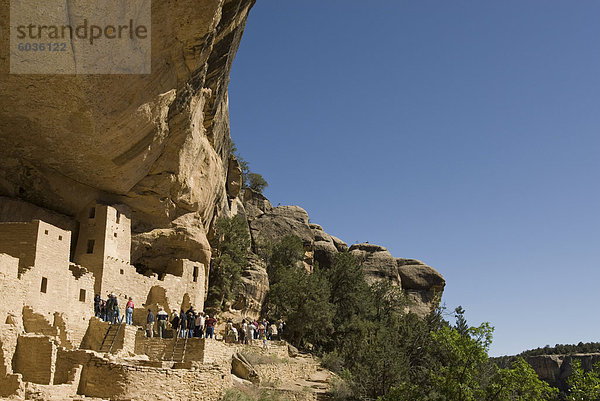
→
(73, 202, 131, 294)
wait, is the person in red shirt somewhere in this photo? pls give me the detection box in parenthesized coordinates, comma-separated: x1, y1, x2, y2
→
(205, 315, 217, 339)
(125, 297, 134, 325)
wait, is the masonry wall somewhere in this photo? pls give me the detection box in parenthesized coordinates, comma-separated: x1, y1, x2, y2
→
(12, 335, 57, 385)
(134, 334, 207, 362)
(100, 257, 206, 326)
(0, 221, 39, 269)
(78, 357, 232, 401)
(80, 318, 138, 355)
(0, 254, 25, 328)
(18, 255, 95, 348)
(74, 203, 131, 291)
(0, 220, 95, 349)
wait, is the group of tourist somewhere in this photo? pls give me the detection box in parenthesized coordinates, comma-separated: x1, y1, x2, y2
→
(94, 293, 124, 324)
(93, 294, 285, 346)
(166, 308, 217, 339)
(226, 319, 285, 349)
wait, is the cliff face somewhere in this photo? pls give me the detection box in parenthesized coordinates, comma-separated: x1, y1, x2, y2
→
(497, 354, 600, 391)
(0, 0, 445, 317)
(0, 0, 256, 270)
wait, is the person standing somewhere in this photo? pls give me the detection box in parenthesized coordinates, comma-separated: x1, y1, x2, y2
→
(205, 315, 217, 339)
(125, 297, 134, 325)
(268, 321, 278, 341)
(156, 307, 169, 338)
(187, 310, 196, 338)
(246, 320, 254, 345)
(171, 311, 180, 331)
(112, 295, 121, 324)
(179, 310, 187, 338)
(146, 309, 155, 338)
(100, 298, 107, 321)
(105, 294, 113, 323)
(94, 294, 101, 318)
(258, 322, 268, 350)
(195, 312, 205, 338)
(240, 321, 247, 344)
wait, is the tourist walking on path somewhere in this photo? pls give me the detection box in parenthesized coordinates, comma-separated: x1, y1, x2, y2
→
(258, 323, 268, 350)
(125, 297, 134, 325)
(146, 309, 155, 338)
(179, 310, 187, 338)
(157, 307, 169, 338)
(247, 321, 255, 345)
(205, 315, 217, 339)
(268, 321, 278, 340)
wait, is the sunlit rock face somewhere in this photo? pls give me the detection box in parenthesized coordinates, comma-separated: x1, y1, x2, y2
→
(0, 0, 256, 266)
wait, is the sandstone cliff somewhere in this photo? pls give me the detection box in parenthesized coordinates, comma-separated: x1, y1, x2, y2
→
(0, 0, 256, 273)
(496, 353, 600, 391)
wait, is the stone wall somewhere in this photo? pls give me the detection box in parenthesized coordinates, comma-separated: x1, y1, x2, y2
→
(100, 257, 206, 325)
(80, 318, 138, 355)
(0, 222, 39, 269)
(0, 254, 25, 327)
(134, 334, 233, 365)
(78, 356, 232, 401)
(12, 334, 57, 385)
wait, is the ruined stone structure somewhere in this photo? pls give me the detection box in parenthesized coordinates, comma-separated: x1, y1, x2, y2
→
(0, 203, 212, 399)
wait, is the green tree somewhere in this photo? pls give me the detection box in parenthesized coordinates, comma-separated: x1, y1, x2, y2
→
(248, 172, 268, 194)
(267, 265, 333, 347)
(230, 142, 267, 192)
(428, 323, 494, 401)
(565, 359, 600, 401)
(263, 235, 333, 347)
(206, 215, 250, 309)
(455, 305, 469, 336)
(486, 358, 559, 401)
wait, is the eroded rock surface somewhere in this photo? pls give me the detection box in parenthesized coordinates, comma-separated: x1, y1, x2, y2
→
(349, 243, 402, 286)
(0, 0, 257, 269)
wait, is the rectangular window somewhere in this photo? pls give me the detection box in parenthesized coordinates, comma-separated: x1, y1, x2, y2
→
(40, 277, 47, 293)
(193, 266, 199, 283)
(120, 269, 124, 275)
(86, 240, 95, 254)
(89, 207, 96, 219)
(116, 210, 121, 224)
(58, 235, 63, 241)
(79, 289, 86, 302)
(114, 232, 118, 238)
(44, 230, 48, 235)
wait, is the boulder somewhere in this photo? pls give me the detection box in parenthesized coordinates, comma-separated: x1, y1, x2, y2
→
(331, 235, 349, 252)
(397, 259, 445, 291)
(349, 243, 401, 286)
(249, 206, 313, 246)
(232, 352, 260, 384)
(310, 223, 343, 268)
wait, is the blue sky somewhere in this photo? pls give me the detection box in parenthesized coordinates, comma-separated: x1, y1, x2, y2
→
(228, 1, 600, 357)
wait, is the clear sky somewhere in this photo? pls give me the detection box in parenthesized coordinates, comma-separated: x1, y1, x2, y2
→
(228, 0, 600, 357)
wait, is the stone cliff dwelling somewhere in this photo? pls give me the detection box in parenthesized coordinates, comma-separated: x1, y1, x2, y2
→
(0, 202, 249, 400)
